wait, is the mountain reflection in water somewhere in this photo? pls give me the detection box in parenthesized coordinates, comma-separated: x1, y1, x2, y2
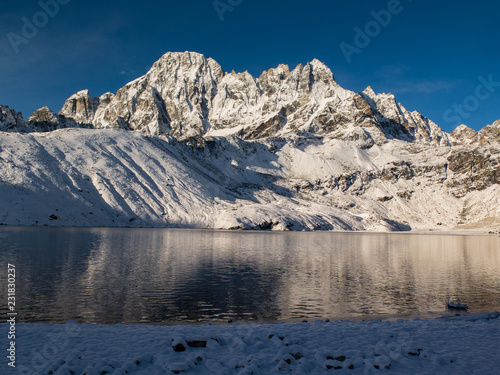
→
(0, 228, 499, 324)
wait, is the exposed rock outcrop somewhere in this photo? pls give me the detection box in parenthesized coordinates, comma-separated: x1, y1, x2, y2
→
(59, 89, 99, 126)
(0, 105, 25, 132)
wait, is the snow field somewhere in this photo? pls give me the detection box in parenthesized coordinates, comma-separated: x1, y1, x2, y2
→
(0, 128, 499, 232)
(5, 312, 500, 375)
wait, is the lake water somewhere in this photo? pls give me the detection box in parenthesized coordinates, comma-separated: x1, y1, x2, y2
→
(0, 227, 499, 324)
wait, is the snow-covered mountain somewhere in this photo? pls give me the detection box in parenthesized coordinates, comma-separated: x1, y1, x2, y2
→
(1, 51, 499, 231)
(21, 52, 453, 145)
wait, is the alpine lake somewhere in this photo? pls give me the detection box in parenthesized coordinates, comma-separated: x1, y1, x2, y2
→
(1, 227, 499, 324)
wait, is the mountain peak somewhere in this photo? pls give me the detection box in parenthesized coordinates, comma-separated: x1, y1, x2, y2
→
(27, 106, 64, 132)
(309, 58, 334, 76)
(151, 51, 223, 75)
(450, 124, 477, 145)
(28, 106, 58, 121)
(59, 89, 97, 125)
(363, 86, 376, 99)
(156, 51, 207, 65)
(478, 120, 500, 144)
(72, 89, 90, 97)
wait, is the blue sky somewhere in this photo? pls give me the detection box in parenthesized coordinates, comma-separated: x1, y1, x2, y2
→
(0, 0, 498, 132)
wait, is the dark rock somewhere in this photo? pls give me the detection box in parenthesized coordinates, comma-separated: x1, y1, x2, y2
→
(291, 352, 303, 360)
(377, 195, 393, 202)
(187, 340, 206, 348)
(173, 343, 186, 352)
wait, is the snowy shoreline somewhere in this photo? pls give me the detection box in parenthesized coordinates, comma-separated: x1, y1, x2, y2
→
(5, 312, 500, 374)
(1, 224, 498, 236)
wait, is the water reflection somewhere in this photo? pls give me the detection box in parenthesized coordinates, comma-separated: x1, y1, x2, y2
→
(0, 228, 499, 323)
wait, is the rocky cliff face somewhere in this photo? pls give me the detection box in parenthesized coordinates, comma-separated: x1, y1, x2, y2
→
(58, 89, 99, 125)
(72, 52, 223, 137)
(478, 120, 500, 144)
(360, 87, 449, 146)
(82, 52, 453, 147)
(450, 120, 500, 146)
(9, 51, 473, 148)
(0, 105, 25, 132)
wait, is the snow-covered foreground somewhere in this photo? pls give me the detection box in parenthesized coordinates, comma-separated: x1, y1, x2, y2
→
(6, 312, 500, 374)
